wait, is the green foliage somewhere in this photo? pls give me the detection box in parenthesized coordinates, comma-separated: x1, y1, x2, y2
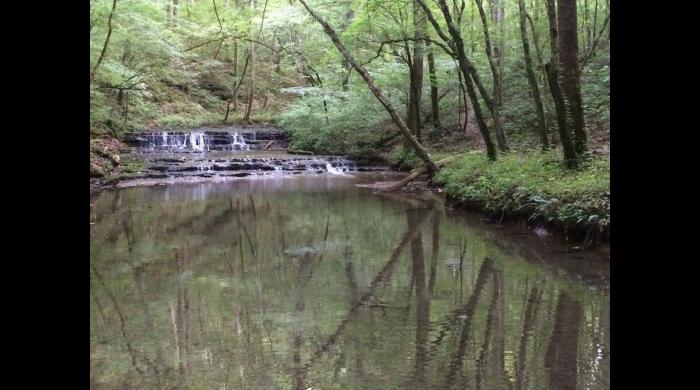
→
(435, 151, 610, 241)
(90, 0, 297, 136)
(581, 50, 610, 131)
(280, 86, 396, 156)
(387, 146, 423, 170)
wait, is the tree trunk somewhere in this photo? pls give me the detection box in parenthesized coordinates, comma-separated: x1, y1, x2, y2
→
(494, 0, 508, 151)
(493, 0, 508, 152)
(407, 0, 426, 140)
(557, 0, 588, 154)
(225, 52, 251, 122)
(243, 0, 268, 123)
(545, 0, 559, 64)
(231, 0, 239, 108)
(545, 0, 577, 167)
(546, 62, 577, 168)
(475, 0, 508, 152)
(426, 42, 440, 128)
(231, 0, 238, 78)
(298, 0, 438, 173)
(457, 69, 469, 135)
(416, 0, 497, 161)
(518, 0, 549, 149)
(526, 10, 553, 141)
(90, 0, 118, 84)
(233, 41, 238, 77)
(243, 5, 255, 123)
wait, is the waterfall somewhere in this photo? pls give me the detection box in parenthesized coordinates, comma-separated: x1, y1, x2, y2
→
(231, 133, 250, 151)
(190, 132, 207, 152)
(121, 127, 385, 182)
(140, 131, 251, 152)
(326, 162, 344, 175)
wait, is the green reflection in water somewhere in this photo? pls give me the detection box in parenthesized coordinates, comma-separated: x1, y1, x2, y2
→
(90, 176, 609, 389)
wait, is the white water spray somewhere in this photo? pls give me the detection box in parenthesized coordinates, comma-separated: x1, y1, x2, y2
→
(326, 162, 344, 175)
(231, 133, 250, 151)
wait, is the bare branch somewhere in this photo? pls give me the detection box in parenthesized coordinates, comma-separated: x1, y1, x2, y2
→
(361, 37, 455, 67)
(579, 11, 610, 69)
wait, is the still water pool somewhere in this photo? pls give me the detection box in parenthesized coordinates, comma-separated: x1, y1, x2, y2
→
(90, 175, 609, 389)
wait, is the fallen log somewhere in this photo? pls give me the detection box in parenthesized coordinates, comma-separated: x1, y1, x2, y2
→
(378, 155, 460, 192)
(263, 140, 274, 150)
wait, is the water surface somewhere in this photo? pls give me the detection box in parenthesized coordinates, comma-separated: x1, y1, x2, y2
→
(90, 175, 609, 389)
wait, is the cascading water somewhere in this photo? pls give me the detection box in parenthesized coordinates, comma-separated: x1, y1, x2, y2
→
(190, 132, 208, 152)
(325, 162, 344, 175)
(115, 127, 387, 185)
(141, 131, 251, 152)
(231, 133, 250, 151)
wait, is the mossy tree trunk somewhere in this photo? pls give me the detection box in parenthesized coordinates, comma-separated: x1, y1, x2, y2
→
(557, 0, 588, 155)
(546, 62, 577, 168)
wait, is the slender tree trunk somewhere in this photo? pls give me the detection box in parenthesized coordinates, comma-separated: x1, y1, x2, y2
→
(493, 0, 508, 152)
(475, 0, 508, 152)
(90, 0, 118, 83)
(233, 41, 238, 76)
(229, 0, 238, 79)
(546, 62, 577, 168)
(225, 52, 251, 122)
(298, 0, 438, 173)
(546, 0, 559, 64)
(458, 70, 470, 135)
(557, 0, 588, 154)
(242, 46, 255, 122)
(416, 0, 497, 160)
(526, 10, 553, 141)
(519, 0, 549, 149)
(407, 0, 426, 140)
(243, 0, 267, 123)
(426, 42, 440, 128)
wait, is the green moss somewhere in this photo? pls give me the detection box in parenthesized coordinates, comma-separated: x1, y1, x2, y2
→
(434, 150, 610, 243)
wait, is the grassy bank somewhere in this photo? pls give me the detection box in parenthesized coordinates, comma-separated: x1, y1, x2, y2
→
(434, 151, 610, 245)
